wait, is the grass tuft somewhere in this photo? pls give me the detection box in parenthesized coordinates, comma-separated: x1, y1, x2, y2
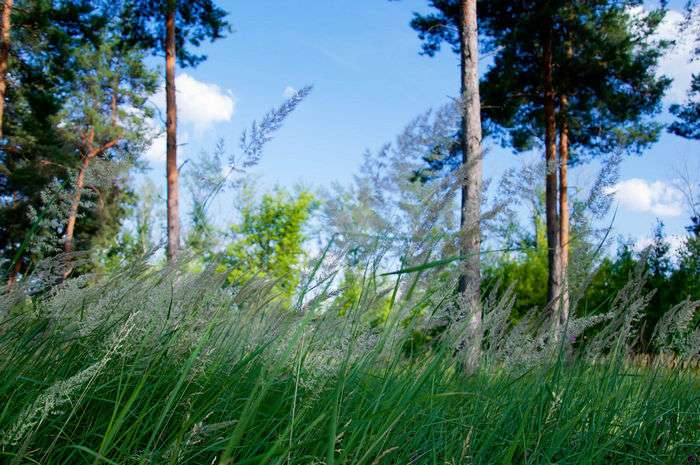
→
(0, 258, 699, 464)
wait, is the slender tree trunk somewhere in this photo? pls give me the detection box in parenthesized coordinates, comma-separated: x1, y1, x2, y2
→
(543, 26, 561, 326)
(6, 259, 20, 292)
(558, 93, 570, 330)
(457, 0, 483, 369)
(165, 3, 180, 261)
(64, 156, 90, 256)
(62, 127, 118, 278)
(0, 0, 13, 140)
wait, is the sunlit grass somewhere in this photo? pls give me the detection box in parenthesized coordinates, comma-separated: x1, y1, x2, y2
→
(0, 261, 699, 464)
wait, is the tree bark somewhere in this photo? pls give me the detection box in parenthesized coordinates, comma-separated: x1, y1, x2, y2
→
(63, 81, 121, 261)
(0, 0, 13, 140)
(457, 0, 483, 368)
(5, 258, 20, 292)
(64, 156, 90, 256)
(543, 26, 561, 324)
(558, 93, 570, 330)
(165, 3, 180, 261)
(62, 130, 118, 278)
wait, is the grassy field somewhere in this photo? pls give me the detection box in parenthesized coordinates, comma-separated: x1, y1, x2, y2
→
(1, 263, 699, 465)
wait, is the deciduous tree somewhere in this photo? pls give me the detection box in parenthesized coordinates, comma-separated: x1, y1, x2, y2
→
(223, 188, 317, 303)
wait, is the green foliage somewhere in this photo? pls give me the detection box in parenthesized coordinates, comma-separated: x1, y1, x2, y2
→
(484, 217, 549, 319)
(183, 143, 227, 269)
(58, 31, 157, 156)
(479, 0, 670, 161)
(0, 0, 109, 274)
(332, 268, 363, 316)
(482, 215, 700, 352)
(577, 223, 700, 351)
(93, 180, 158, 273)
(184, 201, 219, 270)
(118, 0, 231, 67)
(672, 235, 700, 302)
(670, 74, 700, 139)
(332, 268, 392, 326)
(56, 29, 157, 263)
(1, 260, 700, 464)
(409, 1, 460, 57)
(408, 1, 670, 170)
(222, 188, 318, 302)
(579, 245, 637, 317)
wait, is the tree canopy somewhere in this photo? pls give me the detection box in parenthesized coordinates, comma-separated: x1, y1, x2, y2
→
(118, 0, 230, 67)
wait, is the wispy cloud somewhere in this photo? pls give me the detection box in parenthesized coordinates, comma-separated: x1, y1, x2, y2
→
(316, 45, 361, 72)
(649, 8, 700, 103)
(605, 178, 684, 217)
(283, 86, 298, 98)
(144, 126, 190, 164)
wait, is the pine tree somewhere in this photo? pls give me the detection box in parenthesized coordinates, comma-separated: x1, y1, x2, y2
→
(406, 1, 485, 362)
(0, 0, 107, 283)
(0, 0, 106, 139)
(118, 0, 230, 261)
(57, 31, 156, 276)
(409, 1, 669, 332)
(479, 0, 669, 329)
(670, 1, 700, 139)
(670, 74, 700, 139)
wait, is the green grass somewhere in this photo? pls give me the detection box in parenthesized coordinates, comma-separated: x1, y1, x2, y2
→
(0, 264, 699, 464)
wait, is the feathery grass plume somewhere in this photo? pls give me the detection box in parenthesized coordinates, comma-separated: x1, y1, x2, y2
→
(1, 310, 140, 446)
(652, 299, 700, 357)
(584, 256, 652, 360)
(0, 248, 699, 464)
(239, 86, 314, 168)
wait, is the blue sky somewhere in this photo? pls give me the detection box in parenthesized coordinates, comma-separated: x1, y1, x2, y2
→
(142, 0, 698, 253)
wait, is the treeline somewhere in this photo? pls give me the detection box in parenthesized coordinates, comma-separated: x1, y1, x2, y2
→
(398, 0, 700, 362)
(0, 0, 229, 282)
(1, 1, 699, 359)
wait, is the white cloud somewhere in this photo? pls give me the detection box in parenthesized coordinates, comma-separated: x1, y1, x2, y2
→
(145, 74, 231, 163)
(152, 73, 235, 133)
(633, 233, 687, 260)
(143, 115, 165, 163)
(144, 131, 166, 163)
(604, 178, 684, 217)
(652, 8, 700, 103)
(283, 86, 298, 98)
(144, 127, 189, 164)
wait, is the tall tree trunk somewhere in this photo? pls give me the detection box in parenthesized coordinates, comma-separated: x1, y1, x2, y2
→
(5, 191, 19, 289)
(2, 2, 20, 290)
(0, 0, 13, 140)
(543, 26, 561, 326)
(64, 156, 90, 256)
(5, 259, 20, 292)
(558, 93, 570, 330)
(165, 3, 180, 261)
(457, 0, 483, 368)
